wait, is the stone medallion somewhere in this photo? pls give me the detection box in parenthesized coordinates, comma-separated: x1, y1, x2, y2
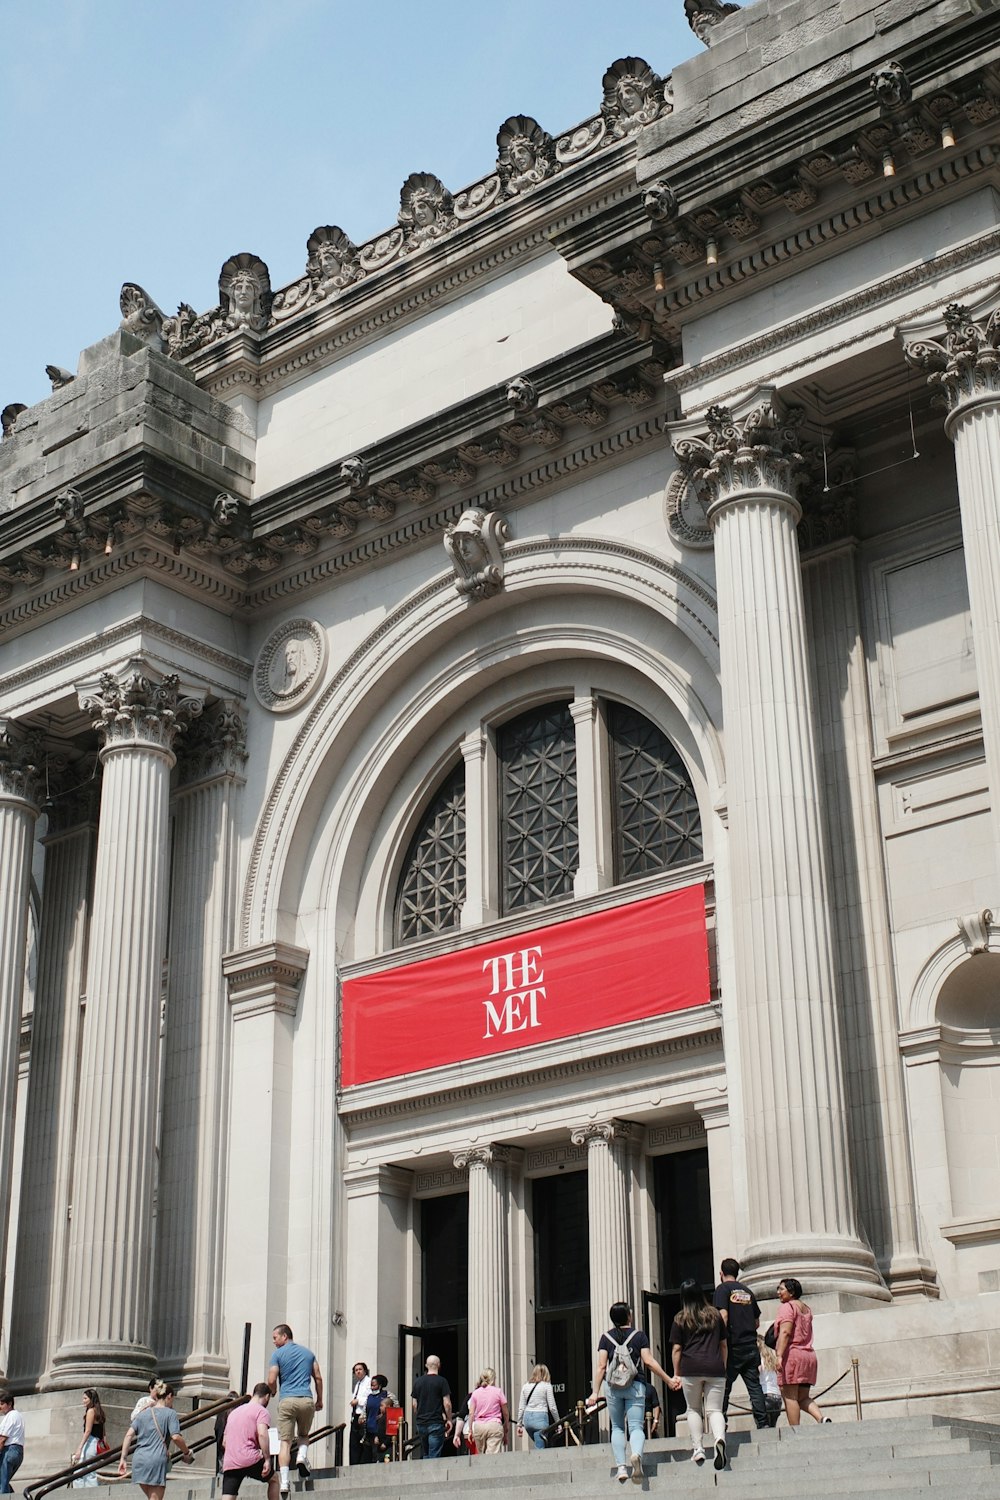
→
(253, 618, 327, 713)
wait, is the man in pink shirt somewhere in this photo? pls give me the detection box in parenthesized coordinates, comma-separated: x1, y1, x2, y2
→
(222, 1384, 278, 1500)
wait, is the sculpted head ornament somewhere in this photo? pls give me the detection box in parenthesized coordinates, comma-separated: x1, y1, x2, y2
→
(1, 403, 27, 439)
(306, 225, 362, 298)
(398, 172, 455, 248)
(496, 115, 556, 195)
(643, 180, 678, 222)
(869, 60, 911, 108)
(340, 455, 370, 491)
(444, 508, 510, 601)
(219, 252, 273, 333)
(601, 57, 667, 137)
(684, 0, 741, 46)
(505, 375, 538, 412)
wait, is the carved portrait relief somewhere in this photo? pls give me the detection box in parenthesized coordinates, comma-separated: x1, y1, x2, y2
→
(601, 57, 668, 139)
(398, 172, 456, 251)
(496, 115, 557, 196)
(219, 253, 273, 334)
(253, 618, 328, 713)
(306, 225, 363, 301)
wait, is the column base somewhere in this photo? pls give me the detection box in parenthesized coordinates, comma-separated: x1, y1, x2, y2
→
(48, 1340, 156, 1389)
(885, 1255, 940, 1301)
(157, 1352, 233, 1398)
(741, 1234, 892, 1304)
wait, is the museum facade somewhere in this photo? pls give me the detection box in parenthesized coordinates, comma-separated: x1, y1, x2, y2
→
(2, 0, 1000, 1463)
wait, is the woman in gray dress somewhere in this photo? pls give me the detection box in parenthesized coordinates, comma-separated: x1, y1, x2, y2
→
(118, 1383, 194, 1500)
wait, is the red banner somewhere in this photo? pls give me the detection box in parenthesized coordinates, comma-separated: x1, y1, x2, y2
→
(341, 884, 709, 1087)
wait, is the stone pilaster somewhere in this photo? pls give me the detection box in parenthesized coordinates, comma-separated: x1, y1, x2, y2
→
(51, 662, 203, 1386)
(343, 1164, 413, 1387)
(0, 722, 42, 1364)
(452, 1143, 520, 1389)
(905, 303, 1000, 861)
(9, 778, 99, 1389)
(569, 1121, 637, 1339)
(460, 730, 498, 927)
(804, 544, 937, 1298)
(152, 705, 247, 1394)
(571, 696, 612, 898)
(674, 397, 885, 1300)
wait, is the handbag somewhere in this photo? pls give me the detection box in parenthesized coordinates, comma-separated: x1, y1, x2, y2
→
(763, 1323, 778, 1350)
(95, 1438, 110, 1457)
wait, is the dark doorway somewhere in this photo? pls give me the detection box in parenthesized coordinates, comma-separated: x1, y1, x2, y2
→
(532, 1171, 591, 1414)
(411, 1193, 468, 1405)
(648, 1146, 713, 1435)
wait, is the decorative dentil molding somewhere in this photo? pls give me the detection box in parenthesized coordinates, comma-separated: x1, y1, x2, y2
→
(903, 301, 1000, 420)
(443, 508, 510, 601)
(175, 701, 249, 787)
(0, 719, 44, 804)
(684, 0, 741, 47)
(957, 907, 994, 955)
(452, 1143, 523, 1171)
(78, 659, 204, 755)
(672, 397, 807, 518)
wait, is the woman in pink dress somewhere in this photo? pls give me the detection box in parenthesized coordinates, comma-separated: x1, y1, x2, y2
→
(773, 1278, 830, 1426)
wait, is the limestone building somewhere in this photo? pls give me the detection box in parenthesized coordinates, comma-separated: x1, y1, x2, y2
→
(2, 0, 1000, 1462)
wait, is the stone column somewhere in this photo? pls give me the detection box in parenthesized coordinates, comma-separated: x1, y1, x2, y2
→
(804, 544, 937, 1298)
(570, 1121, 636, 1338)
(152, 705, 247, 1394)
(905, 303, 1000, 859)
(9, 777, 99, 1388)
(51, 663, 203, 1386)
(343, 1164, 413, 1384)
(453, 1144, 519, 1389)
(571, 696, 612, 898)
(461, 730, 498, 927)
(673, 397, 884, 1299)
(0, 722, 42, 1361)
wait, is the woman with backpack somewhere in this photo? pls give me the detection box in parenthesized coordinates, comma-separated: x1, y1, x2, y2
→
(669, 1279, 729, 1472)
(586, 1302, 676, 1485)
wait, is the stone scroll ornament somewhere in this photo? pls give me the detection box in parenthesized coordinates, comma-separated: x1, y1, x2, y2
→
(119, 283, 165, 351)
(253, 618, 328, 714)
(444, 508, 510, 601)
(398, 172, 457, 251)
(904, 302, 1000, 412)
(684, 0, 741, 46)
(601, 56, 670, 138)
(496, 115, 558, 196)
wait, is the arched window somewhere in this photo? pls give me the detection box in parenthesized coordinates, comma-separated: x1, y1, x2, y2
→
(394, 762, 467, 943)
(609, 701, 703, 880)
(498, 702, 579, 914)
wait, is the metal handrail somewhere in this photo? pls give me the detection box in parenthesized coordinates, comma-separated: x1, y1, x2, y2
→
(24, 1394, 248, 1500)
(535, 1396, 607, 1448)
(723, 1358, 863, 1422)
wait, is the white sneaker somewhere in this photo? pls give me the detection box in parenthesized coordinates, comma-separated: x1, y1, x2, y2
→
(691, 1448, 705, 1465)
(630, 1452, 643, 1484)
(616, 1464, 629, 1483)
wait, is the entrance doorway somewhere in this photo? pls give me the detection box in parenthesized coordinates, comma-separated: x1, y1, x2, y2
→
(400, 1192, 468, 1409)
(532, 1171, 591, 1414)
(648, 1146, 713, 1435)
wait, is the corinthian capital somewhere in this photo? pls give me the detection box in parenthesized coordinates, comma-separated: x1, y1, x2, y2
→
(903, 302, 1000, 420)
(0, 720, 44, 805)
(672, 397, 807, 518)
(79, 659, 204, 756)
(176, 701, 249, 786)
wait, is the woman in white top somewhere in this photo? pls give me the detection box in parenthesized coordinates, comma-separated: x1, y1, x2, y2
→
(516, 1364, 559, 1450)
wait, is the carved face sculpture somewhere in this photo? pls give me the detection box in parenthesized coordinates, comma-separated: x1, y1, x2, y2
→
(411, 194, 436, 227)
(617, 78, 644, 116)
(231, 274, 257, 315)
(511, 139, 535, 172)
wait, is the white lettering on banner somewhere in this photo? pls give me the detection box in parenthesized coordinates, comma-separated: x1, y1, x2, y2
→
(482, 946, 545, 1038)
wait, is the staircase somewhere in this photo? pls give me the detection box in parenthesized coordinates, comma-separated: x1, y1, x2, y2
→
(76, 1414, 1000, 1500)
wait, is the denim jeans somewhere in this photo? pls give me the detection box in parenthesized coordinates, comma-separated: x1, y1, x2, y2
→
(723, 1347, 768, 1428)
(522, 1411, 549, 1450)
(604, 1379, 646, 1467)
(0, 1443, 23, 1494)
(415, 1420, 445, 1458)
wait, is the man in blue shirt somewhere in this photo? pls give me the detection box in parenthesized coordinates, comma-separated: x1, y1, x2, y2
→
(267, 1323, 324, 1496)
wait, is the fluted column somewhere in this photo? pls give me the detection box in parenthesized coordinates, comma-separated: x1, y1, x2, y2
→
(570, 1121, 636, 1339)
(0, 722, 42, 1363)
(51, 662, 203, 1386)
(804, 544, 936, 1298)
(905, 303, 1000, 859)
(453, 1144, 519, 1389)
(9, 777, 99, 1388)
(674, 396, 884, 1299)
(152, 705, 247, 1393)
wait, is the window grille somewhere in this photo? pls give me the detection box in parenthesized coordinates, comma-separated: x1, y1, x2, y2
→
(609, 701, 702, 880)
(394, 762, 467, 942)
(499, 702, 579, 913)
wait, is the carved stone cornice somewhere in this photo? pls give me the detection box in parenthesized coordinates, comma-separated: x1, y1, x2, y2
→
(79, 659, 204, 758)
(175, 702, 249, 788)
(672, 398, 807, 520)
(569, 1118, 638, 1148)
(452, 1143, 522, 1172)
(0, 720, 43, 805)
(222, 941, 309, 1020)
(904, 301, 1000, 427)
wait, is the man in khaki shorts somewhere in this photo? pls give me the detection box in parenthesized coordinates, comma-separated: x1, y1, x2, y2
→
(267, 1324, 324, 1497)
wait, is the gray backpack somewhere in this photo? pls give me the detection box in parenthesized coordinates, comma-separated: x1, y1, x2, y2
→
(606, 1329, 642, 1389)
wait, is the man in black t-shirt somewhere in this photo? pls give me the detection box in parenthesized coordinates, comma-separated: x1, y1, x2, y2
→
(713, 1257, 768, 1429)
(410, 1356, 453, 1458)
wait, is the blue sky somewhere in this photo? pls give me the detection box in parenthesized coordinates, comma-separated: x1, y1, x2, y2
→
(2, 1, 696, 408)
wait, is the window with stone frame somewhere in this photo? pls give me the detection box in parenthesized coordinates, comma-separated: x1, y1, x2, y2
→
(498, 701, 580, 915)
(608, 700, 703, 881)
(394, 761, 467, 943)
